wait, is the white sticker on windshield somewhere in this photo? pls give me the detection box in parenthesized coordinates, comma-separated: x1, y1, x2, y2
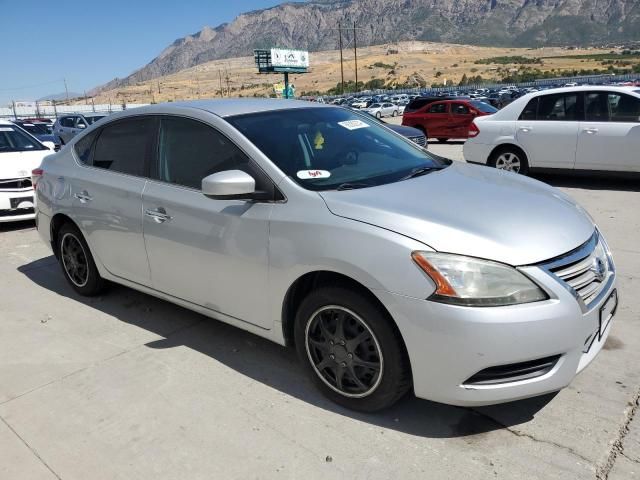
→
(297, 170, 331, 180)
(337, 120, 370, 131)
(0, 127, 14, 131)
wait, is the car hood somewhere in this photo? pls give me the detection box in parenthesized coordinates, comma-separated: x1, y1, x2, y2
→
(0, 150, 50, 180)
(319, 162, 595, 266)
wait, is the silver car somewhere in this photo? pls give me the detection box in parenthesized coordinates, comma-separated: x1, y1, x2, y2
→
(34, 100, 617, 411)
(53, 113, 107, 145)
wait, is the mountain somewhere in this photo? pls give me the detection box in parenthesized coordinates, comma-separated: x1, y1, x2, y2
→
(96, 0, 640, 91)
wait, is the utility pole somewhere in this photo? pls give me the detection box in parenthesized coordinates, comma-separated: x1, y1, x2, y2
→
(353, 21, 358, 93)
(219, 69, 224, 97)
(338, 21, 345, 95)
(63, 78, 69, 103)
(12, 100, 17, 120)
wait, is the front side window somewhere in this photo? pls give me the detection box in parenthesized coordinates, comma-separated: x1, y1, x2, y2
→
(0, 125, 47, 152)
(60, 117, 75, 128)
(537, 93, 579, 121)
(157, 117, 254, 190)
(585, 93, 609, 121)
(608, 93, 640, 122)
(452, 103, 470, 115)
(227, 107, 449, 192)
(428, 103, 448, 114)
(91, 117, 155, 176)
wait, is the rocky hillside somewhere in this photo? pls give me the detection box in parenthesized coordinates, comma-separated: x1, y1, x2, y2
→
(97, 0, 640, 91)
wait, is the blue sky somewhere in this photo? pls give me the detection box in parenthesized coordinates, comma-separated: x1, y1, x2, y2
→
(0, 0, 296, 105)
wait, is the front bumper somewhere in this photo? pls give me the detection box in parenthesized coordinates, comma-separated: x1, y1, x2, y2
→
(376, 264, 617, 407)
(0, 188, 36, 223)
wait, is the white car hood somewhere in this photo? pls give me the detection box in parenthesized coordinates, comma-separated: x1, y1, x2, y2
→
(319, 162, 595, 266)
(0, 150, 50, 179)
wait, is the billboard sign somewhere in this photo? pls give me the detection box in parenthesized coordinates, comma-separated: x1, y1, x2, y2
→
(270, 48, 309, 69)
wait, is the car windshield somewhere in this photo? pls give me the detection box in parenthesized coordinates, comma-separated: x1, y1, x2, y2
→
(19, 123, 50, 135)
(0, 125, 47, 152)
(85, 115, 106, 125)
(470, 101, 498, 113)
(227, 107, 449, 191)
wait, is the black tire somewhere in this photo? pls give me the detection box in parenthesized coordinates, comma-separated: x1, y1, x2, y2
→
(294, 286, 411, 412)
(437, 138, 448, 143)
(56, 222, 105, 296)
(375, 111, 382, 119)
(489, 146, 530, 175)
(392, 110, 398, 117)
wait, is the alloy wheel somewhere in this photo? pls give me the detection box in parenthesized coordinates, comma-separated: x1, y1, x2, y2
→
(305, 306, 384, 398)
(495, 152, 521, 172)
(60, 233, 89, 287)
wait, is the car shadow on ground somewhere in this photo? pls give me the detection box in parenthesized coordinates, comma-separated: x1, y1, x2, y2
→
(428, 139, 465, 145)
(18, 256, 556, 439)
(532, 173, 640, 192)
(0, 220, 35, 233)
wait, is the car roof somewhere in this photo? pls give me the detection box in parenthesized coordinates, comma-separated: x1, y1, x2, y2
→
(111, 99, 331, 120)
(0, 118, 15, 125)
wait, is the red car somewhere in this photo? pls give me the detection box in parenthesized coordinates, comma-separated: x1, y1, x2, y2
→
(402, 99, 497, 142)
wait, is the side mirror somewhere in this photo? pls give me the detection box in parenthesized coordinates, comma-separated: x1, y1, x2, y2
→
(202, 170, 256, 199)
(77, 123, 86, 129)
(42, 141, 56, 150)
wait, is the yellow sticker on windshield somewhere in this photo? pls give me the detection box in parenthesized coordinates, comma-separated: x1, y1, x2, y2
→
(314, 131, 324, 150)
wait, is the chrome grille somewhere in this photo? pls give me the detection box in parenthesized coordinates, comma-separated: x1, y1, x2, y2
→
(0, 177, 32, 191)
(409, 135, 426, 147)
(542, 232, 613, 309)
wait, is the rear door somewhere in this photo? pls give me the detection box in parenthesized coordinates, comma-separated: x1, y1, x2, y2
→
(515, 92, 582, 169)
(576, 91, 640, 172)
(71, 116, 155, 285)
(424, 101, 450, 137)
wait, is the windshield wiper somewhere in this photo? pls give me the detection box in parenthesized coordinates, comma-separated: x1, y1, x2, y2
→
(336, 182, 372, 191)
(400, 166, 440, 181)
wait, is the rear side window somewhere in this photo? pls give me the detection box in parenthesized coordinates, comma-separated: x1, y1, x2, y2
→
(428, 103, 448, 114)
(91, 117, 155, 176)
(585, 93, 609, 121)
(74, 130, 99, 163)
(519, 98, 538, 121)
(537, 93, 579, 121)
(156, 117, 252, 190)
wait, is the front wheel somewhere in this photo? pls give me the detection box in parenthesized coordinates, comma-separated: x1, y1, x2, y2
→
(375, 112, 382, 119)
(294, 286, 411, 412)
(392, 110, 398, 117)
(489, 147, 529, 175)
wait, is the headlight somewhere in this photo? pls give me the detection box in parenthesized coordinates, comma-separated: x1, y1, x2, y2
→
(412, 251, 548, 307)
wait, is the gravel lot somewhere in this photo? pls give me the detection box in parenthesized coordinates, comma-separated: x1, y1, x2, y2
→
(1, 142, 639, 480)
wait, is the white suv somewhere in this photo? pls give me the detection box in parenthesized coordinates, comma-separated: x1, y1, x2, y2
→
(463, 86, 640, 174)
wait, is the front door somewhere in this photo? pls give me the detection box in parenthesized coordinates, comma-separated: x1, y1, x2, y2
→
(142, 116, 272, 328)
(576, 91, 640, 172)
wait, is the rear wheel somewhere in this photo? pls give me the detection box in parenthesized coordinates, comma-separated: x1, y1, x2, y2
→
(392, 110, 398, 117)
(294, 286, 411, 412)
(375, 111, 382, 119)
(489, 146, 529, 175)
(56, 223, 105, 296)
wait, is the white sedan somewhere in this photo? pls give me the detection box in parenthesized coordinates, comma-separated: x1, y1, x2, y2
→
(363, 102, 399, 119)
(463, 86, 640, 174)
(0, 120, 55, 222)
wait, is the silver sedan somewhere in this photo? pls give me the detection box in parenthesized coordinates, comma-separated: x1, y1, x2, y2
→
(33, 100, 617, 411)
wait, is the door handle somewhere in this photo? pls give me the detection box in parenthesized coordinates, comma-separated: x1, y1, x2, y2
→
(582, 128, 598, 134)
(518, 126, 533, 133)
(73, 191, 92, 203)
(144, 208, 172, 223)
